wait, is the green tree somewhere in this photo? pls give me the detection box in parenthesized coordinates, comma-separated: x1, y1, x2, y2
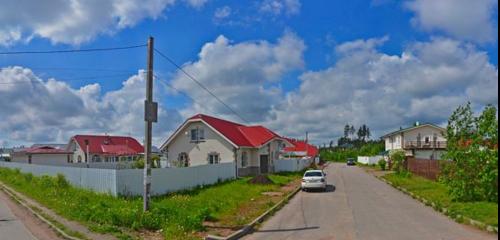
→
(344, 124, 350, 138)
(441, 103, 498, 202)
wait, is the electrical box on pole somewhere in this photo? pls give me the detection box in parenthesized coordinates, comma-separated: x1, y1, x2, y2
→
(143, 36, 154, 212)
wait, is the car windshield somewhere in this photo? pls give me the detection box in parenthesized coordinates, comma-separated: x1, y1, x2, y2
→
(304, 172, 323, 177)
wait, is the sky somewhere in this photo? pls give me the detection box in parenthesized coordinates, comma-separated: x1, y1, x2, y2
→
(0, 0, 498, 147)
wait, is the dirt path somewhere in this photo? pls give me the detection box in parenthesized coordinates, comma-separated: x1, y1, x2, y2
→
(0, 189, 63, 240)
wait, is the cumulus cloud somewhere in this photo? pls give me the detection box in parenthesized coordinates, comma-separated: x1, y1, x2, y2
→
(259, 0, 301, 16)
(265, 37, 498, 144)
(0, 0, 208, 46)
(170, 32, 306, 122)
(0, 66, 182, 145)
(405, 0, 498, 43)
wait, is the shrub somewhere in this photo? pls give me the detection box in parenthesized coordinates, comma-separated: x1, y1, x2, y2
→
(441, 103, 498, 202)
(56, 174, 70, 188)
(378, 159, 386, 171)
(390, 150, 406, 174)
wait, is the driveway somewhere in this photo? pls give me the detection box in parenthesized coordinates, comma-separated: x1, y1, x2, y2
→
(244, 162, 497, 240)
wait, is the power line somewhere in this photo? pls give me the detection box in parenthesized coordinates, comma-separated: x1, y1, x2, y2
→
(0, 44, 147, 55)
(27, 67, 137, 73)
(153, 48, 249, 124)
(153, 74, 220, 117)
(0, 73, 135, 85)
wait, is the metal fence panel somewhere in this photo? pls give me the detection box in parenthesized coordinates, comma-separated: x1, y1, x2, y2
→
(0, 161, 117, 195)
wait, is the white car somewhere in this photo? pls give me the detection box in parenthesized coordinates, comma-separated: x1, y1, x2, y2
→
(301, 170, 327, 191)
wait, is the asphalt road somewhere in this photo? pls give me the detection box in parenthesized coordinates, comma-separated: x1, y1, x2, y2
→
(0, 196, 37, 240)
(244, 163, 497, 240)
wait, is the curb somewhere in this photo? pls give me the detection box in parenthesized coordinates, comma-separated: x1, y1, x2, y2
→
(205, 186, 302, 240)
(0, 183, 86, 240)
(376, 176, 498, 234)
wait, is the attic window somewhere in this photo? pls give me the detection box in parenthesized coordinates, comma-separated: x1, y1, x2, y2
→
(190, 128, 205, 142)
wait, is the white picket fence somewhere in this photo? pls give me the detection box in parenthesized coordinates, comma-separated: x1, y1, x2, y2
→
(0, 161, 235, 196)
(274, 158, 312, 172)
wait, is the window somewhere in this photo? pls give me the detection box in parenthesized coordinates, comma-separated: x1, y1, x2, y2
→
(191, 129, 198, 141)
(425, 137, 430, 144)
(241, 151, 248, 167)
(178, 152, 189, 167)
(92, 155, 100, 162)
(208, 153, 220, 164)
(304, 171, 323, 177)
(77, 155, 82, 163)
(190, 128, 205, 142)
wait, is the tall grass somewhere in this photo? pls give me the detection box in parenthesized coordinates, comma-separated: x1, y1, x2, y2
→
(0, 168, 299, 239)
(384, 173, 498, 227)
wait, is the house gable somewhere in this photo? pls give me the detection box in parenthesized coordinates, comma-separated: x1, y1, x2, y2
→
(165, 121, 236, 166)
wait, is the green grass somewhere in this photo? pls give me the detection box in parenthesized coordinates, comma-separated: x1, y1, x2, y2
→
(0, 168, 300, 239)
(383, 173, 498, 227)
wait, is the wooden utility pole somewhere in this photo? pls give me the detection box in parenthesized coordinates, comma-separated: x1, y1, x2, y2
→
(144, 36, 157, 211)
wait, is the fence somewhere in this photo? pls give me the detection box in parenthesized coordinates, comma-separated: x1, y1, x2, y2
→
(274, 158, 312, 172)
(0, 161, 235, 196)
(357, 156, 383, 165)
(405, 158, 450, 180)
(0, 161, 116, 193)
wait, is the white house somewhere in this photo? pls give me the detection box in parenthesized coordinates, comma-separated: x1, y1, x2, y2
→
(66, 135, 144, 163)
(160, 114, 291, 176)
(10, 145, 72, 165)
(381, 123, 447, 160)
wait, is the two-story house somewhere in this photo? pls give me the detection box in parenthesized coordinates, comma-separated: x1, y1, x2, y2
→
(381, 123, 447, 160)
(160, 114, 291, 176)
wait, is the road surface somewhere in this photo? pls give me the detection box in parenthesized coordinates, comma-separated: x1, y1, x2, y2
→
(244, 163, 497, 240)
(0, 194, 37, 240)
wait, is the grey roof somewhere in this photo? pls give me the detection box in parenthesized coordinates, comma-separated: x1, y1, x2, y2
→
(381, 123, 446, 139)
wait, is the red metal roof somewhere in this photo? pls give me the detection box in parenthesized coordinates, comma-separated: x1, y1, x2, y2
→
(71, 135, 143, 156)
(188, 114, 282, 147)
(283, 138, 318, 157)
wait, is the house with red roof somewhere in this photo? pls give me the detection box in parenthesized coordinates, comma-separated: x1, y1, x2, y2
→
(67, 135, 144, 163)
(160, 114, 292, 176)
(281, 138, 318, 159)
(11, 145, 72, 165)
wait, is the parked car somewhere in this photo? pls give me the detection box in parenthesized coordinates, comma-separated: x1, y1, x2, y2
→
(301, 170, 327, 191)
(347, 158, 356, 166)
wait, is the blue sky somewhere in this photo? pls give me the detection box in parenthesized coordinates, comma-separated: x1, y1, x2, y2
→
(0, 0, 498, 146)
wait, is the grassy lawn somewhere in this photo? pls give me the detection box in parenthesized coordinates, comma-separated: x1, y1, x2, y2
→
(0, 168, 302, 240)
(383, 173, 498, 227)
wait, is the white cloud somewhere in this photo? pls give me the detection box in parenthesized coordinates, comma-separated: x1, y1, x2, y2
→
(171, 32, 306, 122)
(214, 6, 232, 21)
(184, 0, 209, 9)
(0, 66, 182, 145)
(265, 37, 498, 144)
(0, 0, 208, 46)
(405, 0, 498, 43)
(259, 0, 301, 16)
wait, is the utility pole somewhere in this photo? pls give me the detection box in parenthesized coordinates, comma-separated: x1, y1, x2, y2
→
(144, 37, 157, 211)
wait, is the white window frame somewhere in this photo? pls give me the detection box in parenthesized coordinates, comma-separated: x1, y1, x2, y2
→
(208, 152, 220, 164)
(190, 127, 205, 142)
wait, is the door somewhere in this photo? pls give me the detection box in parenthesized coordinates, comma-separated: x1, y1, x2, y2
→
(260, 155, 269, 174)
